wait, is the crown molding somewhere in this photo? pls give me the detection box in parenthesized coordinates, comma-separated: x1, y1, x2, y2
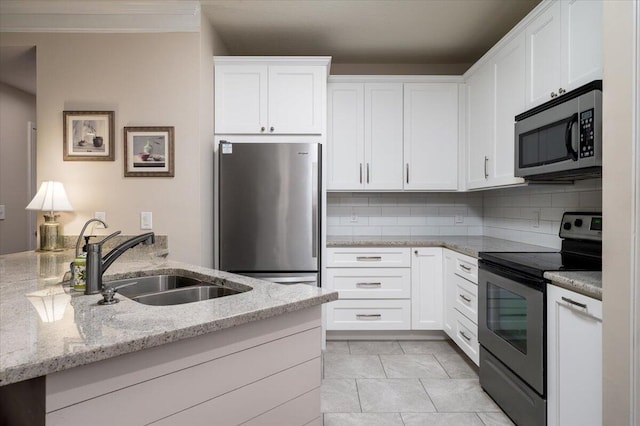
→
(0, 1, 201, 33)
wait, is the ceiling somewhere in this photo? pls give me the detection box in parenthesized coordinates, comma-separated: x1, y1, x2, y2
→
(200, 0, 542, 65)
(0, 0, 542, 94)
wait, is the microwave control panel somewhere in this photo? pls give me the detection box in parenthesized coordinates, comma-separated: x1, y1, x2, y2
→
(579, 109, 595, 158)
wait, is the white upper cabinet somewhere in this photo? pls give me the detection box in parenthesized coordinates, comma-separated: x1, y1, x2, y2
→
(214, 57, 329, 135)
(403, 83, 459, 190)
(465, 61, 495, 190)
(492, 33, 526, 187)
(327, 83, 365, 190)
(525, 0, 602, 108)
(365, 83, 404, 191)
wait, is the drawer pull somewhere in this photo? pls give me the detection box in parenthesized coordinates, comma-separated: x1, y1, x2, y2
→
(459, 294, 472, 303)
(459, 264, 472, 272)
(356, 314, 382, 320)
(356, 256, 382, 261)
(459, 330, 472, 341)
(561, 296, 587, 310)
(356, 282, 382, 288)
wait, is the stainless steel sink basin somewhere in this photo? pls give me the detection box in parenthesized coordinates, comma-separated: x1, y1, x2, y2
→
(106, 274, 247, 306)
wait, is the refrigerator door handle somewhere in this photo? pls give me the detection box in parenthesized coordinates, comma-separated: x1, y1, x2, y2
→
(312, 161, 318, 258)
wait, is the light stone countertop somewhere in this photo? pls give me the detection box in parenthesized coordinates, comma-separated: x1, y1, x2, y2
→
(544, 271, 602, 300)
(0, 250, 337, 386)
(327, 235, 558, 258)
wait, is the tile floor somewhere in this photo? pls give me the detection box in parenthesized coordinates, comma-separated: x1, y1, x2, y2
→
(321, 340, 514, 426)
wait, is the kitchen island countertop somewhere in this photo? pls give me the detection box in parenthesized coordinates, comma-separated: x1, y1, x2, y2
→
(0, 250, 337, 386)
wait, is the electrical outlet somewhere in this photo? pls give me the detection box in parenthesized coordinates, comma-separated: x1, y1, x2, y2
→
(532, 210, 540, 228)
(0, 204, 5, 220)
(94, 212, 106, 227)
(455, 215, 464, 224)
(140, 212, 153, 230)
(350, 211, 358, 223)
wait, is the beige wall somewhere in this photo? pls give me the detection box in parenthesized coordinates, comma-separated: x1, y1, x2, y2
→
(0, 82, 36, 254)
(330, 62, 470, 75)
(602, 1, 636, 424)
(0, 31, 223, 264)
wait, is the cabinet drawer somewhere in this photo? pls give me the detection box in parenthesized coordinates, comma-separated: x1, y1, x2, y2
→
(326, 268, 410, 299)
(326, 247, 411, 268)
(453, 274, 478, 323)
(453, 309, 479, 366)
(454, 254, 478, 283)
(326, 299, 411, 330)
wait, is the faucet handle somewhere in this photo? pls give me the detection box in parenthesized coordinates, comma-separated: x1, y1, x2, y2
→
(98, 286, 119, 305)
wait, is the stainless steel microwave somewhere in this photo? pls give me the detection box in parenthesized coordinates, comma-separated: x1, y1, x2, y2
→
(515, 80, 602, 181)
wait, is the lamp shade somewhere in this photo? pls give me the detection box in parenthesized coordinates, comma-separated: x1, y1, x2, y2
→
(26, 181, 74, 213)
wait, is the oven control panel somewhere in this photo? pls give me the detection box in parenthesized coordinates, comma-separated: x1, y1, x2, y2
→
(559, 212, 602, 241)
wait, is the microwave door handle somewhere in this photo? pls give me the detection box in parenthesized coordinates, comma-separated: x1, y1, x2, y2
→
(565, 113, 579, 161)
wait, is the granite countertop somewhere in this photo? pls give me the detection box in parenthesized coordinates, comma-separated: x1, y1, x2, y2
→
(327, 235, 558, 258)
(544, 271, 602, 300)
(0, 250, 337, 386)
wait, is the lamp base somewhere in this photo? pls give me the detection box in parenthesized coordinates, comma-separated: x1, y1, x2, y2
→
(39, 215, 64, 252)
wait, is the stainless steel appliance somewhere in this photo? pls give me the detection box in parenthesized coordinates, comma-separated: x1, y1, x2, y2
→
(478, 212, 602, 426)
(218, 142, 321, 286)
(515, 80, 602, 181)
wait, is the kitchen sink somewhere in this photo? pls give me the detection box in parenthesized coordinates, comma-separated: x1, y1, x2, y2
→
(106, 274, 247, 306)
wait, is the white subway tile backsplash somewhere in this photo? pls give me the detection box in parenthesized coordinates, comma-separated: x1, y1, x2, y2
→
(326, 180, 601, 245)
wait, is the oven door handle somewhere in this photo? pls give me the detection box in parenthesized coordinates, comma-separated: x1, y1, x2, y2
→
(565, 113, 579, 161)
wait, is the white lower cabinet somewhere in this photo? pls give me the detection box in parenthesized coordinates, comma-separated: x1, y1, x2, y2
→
(547, 285, 602, 426)
(443, 249, 479, 365)
(326, 247, 412, 331)
(411, 248, 443, 330)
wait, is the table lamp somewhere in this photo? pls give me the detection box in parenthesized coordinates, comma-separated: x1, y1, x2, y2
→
(26, 181, 74, 251)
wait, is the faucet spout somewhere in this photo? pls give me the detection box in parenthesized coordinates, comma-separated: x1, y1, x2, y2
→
(84, 232, 155, 295)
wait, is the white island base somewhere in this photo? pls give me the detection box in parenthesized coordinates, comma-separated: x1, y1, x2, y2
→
(4, 306, 322, 426)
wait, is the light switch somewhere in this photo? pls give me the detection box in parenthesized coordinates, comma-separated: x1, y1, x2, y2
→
(140, 212, 152, 230)
(0, 204, 5, 220)
(94, 212, 106, 227)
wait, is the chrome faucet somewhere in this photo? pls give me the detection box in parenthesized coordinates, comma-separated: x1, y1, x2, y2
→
(85, 232, 155, 295)
(75, 218, 108, 257)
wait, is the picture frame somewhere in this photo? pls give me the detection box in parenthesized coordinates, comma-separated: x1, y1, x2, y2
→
(124, 126, 175, 177)
(63, 111, 115, 161)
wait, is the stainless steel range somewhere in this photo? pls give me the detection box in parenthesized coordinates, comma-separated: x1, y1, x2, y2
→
(478, 212, 602, 426)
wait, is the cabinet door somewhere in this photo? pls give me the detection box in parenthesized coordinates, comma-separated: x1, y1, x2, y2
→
(364, 83, 404, 190)
(492, 33, 526, 187)
(547, 285, 602, 426)
(268, 66, 323, 134)
(442, 250, 457, 339)
(561, 0, 603, 91)
(411, 248, 443, 330)
(403, 83, 458, 190)
(327, 83, 365, 190)
(466, 62, 494, 189)
(525, 1, 562, 108)
(215, 65, 268, 134)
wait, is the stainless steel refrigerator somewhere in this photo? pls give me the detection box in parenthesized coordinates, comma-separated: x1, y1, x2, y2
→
(218, 142, 321, 286)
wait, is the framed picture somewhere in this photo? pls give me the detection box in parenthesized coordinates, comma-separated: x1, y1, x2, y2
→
(63, 111, 114, 161)
(124, 126, 175, 177)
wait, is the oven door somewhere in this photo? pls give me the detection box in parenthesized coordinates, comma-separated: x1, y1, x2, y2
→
(478, 261, 546, 395)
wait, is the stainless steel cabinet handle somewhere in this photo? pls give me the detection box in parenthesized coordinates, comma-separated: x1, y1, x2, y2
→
(356, 282, 382, 288)
(459, 294, 472, 303)
(558, 88, 566, 95)
(359, 163, 363, 184)
(356, 314, 382, 320)
(366, 163, 370, 184)
(484, 156, 489, 179)
(459, 330, 471, 341)
(460, 264, 472, 272)
(550, 92, 558, 98)
(356, 256, 382, 261)
(270, 126, 274, 132)
(561, 296, 587, 309)
(406, 163, 409, 184)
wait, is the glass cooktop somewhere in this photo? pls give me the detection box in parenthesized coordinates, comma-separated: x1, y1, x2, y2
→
(479, 251, 602, 278)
